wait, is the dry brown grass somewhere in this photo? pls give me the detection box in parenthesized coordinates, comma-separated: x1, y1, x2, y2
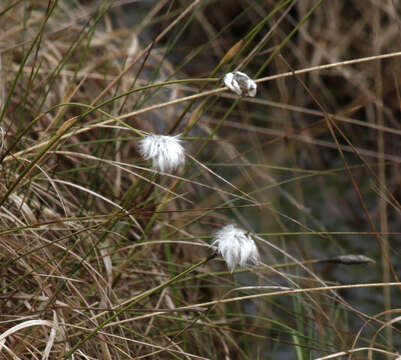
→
(1, 1, 401, 359)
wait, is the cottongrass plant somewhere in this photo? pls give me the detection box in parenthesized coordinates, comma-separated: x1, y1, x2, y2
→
(138, 134, 185, 173)
(3, 1, 400, 359)
(211, 224, 260, 271)
(223, 71, 257, 97)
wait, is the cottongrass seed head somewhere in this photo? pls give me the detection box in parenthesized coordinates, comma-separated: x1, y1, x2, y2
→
(212, 224, 260, 271)
(139, 134, 185, 173)
(223, 71, 257, 97)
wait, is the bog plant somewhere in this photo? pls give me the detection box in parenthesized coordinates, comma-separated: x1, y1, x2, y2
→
(1, 1, 401, 360)
(138, 134, 186, 173)
(211, 224, 260, 271)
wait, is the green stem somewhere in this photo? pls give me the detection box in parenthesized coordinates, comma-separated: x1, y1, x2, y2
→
(255, 0, 323, 78)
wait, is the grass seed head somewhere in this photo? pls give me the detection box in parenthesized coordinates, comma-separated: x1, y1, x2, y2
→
(139, 134, 185, 173)
(211, 224, 260, 271)
(223, 71, 257, 97)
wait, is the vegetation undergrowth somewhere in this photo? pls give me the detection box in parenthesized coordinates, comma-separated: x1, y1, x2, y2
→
(1, 1, 401, 359)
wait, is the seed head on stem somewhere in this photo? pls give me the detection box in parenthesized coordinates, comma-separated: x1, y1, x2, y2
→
(211, 224, 260, 271)
(223, 71, 257, 97)
(139, 134, 185, 173)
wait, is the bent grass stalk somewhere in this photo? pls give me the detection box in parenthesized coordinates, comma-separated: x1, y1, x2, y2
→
(7, 48, 401, 165)
(1, 77, 216, 164)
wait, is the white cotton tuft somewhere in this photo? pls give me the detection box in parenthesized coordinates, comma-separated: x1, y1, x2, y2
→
(139, 134, 185, 173)
(211, 224, 260, 271)
(223, 71, 257, 97)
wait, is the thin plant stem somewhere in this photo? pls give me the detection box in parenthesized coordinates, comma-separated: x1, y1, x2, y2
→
(62, 253, 216, 359)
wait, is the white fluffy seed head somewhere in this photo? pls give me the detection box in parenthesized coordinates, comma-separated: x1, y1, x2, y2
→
(223, 71, 257, 97)
(211, 224, 260, 271)
(138, 134, 185, 173)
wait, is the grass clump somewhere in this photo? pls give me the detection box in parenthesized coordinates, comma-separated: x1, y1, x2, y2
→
(1, 1, 401, 359)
